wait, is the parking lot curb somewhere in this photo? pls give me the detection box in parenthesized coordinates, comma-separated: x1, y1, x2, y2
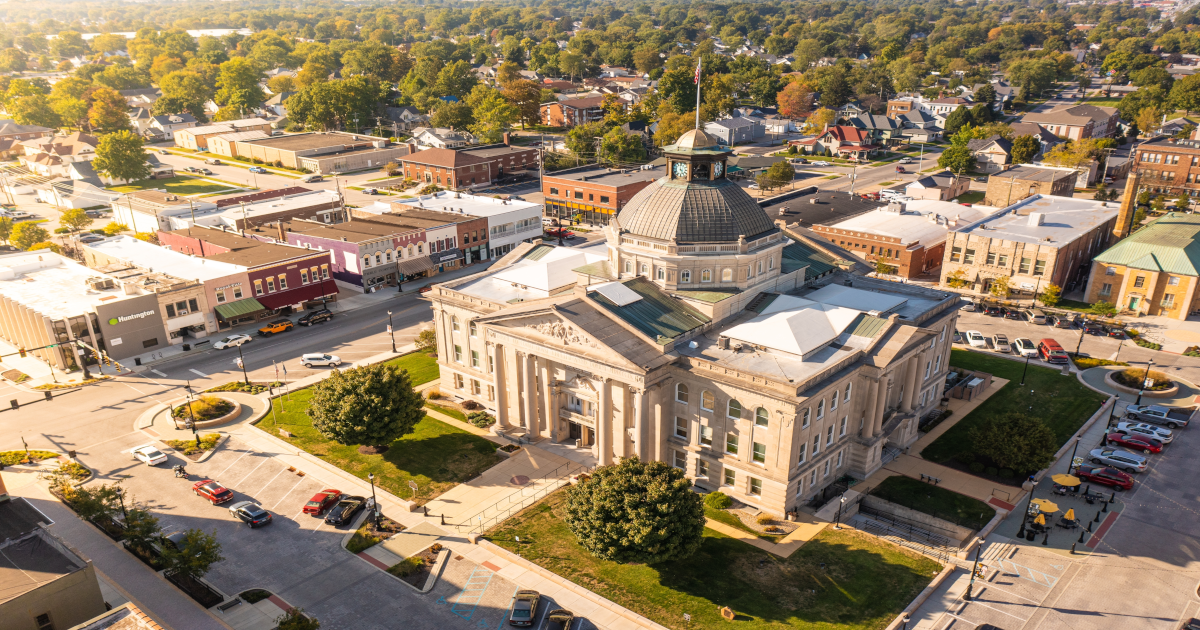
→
(884, 564, 958, 630)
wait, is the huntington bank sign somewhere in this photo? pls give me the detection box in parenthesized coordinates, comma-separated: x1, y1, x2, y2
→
(108, 310, 156, 325)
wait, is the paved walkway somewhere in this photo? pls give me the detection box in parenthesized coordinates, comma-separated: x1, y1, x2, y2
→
(703, 511, 829, 557)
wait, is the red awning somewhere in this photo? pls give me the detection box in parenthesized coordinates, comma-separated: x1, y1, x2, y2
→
(254, 283, 334, 310)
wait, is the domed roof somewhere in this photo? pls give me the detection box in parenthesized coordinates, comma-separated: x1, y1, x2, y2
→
(617, 177, 777, 244)
(671, 128, 721, 151)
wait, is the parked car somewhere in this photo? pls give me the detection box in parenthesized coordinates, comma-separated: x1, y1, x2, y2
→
(1124, 404, 1193, 429)
(301, 174, 324, 183)
(984, 304, 1004, 317)
(2, 210, 31, 219)
(324, 495, 366, 525)
(84, 209, 107, 218)
(544, 609, 575, 630)
(1023, 309, 1047, 325)
(1048, 314, 1073, 329)
(301, 353, 342, 368)
(960, 299, 976, 312)
(992, 334, 1011, 353)
(1088, 448, 1147, 473)
(204, 158, 221, 165)
(362, 187, 379, 195)
(1104, 325, 1127, 339)
(859, 192, 880, 201)
(248, 166, 268, 174)
(213, 334, 252, 349)
(258, 319, 294, 336)
(1105, 432, 1162, 454)
(229, 501, 273, 527)
(812, 161, 831, 167)
(298, 309, 333, 326)
(183, 166, 199, 173)
(1037, 338, 1069, 364)
(966, 330, 987, 348)
(508, 590, 541, 627)
(1002, 307, 1022, 320)
(747, 183, 760, 189)
(1114, 421, 1174, 444)
(131, 444, 168, 466)
(418, 284, 433, 294)
(78, 234, 105, 244)
(303, 489, 342, 515)
(1075, 466, 1134, 490)
(791, 158, 808, 164)
(160, 149, 171, 155)
(192, 479, 234, 505)
(153, 530, 190, 555)
(1082, 321, 1106, 335)
(953, 330, 964, 343)
(1013, 338, 1039, 357)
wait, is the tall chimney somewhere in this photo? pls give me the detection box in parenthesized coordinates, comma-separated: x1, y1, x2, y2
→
(503, 131, 511, 146)
(1113, 170, 1140, 244)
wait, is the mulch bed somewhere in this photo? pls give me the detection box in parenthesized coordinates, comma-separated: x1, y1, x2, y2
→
(90, 515, 126, 541)
(165, 570, 225, 608)
(1, 369, 29, 383)
(392, 546, 441, 588)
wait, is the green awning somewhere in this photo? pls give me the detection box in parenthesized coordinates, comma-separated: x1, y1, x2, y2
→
(215, 297, 266, 320)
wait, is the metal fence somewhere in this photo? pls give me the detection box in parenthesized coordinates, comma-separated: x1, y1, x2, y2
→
(455, 459, 592, 536)
(855, 504, 959, 564)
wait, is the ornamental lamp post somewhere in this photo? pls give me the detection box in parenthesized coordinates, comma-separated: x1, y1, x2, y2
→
(387, 311, 396, 353)
(1134, 359, 1154, 406)
(368, 472, 379, 527)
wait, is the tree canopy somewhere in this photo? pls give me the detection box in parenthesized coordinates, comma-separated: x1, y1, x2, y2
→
(308, 363, 426, 449)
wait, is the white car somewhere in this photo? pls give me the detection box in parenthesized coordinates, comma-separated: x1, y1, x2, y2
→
(812, 161, 832, 167)
(992, 334, 1011, 353)
(1114, 421, 1174, 444)
(965, 330, 987, 348)
(302, 353, 342, 367)
(1013, 338, 1039, 357)
(1088, 448, 1147, 473)
(131, 444, 168, 466)
(898, 157, 913, 164)
(213, 334, 252, 350)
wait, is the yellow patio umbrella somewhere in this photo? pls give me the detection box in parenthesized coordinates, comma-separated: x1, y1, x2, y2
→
(1064, 508, 1075, 521)
(1031, 498, 1060, 513)
(1052, 474, 1081, 487)
(1034, 513, 1046, 526)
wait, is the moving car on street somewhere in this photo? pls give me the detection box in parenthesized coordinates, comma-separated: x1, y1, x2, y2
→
(131, 444, 168, 466)
(249, 166, 268, 174)
(193, 479, 235, 505)
(303, 489, 342, 515)
(301, 353, 342, 368)
(508, 590, 541, 627)
(298, 309, 333, 326)
(1088, 448, 1148, 473)
(258, 319, 294, 336)
(213, 334, 252, 349)
(324, 495, 366, 525)
(229, 501, 273, 527)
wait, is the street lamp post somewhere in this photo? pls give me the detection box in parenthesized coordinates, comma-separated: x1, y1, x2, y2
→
(963, 542, 982, 600)
(834, 493, 846, 529)
(236, 343, 249, 385)
(1020, 352, 1030, 386)
(184, 381, 200, 449)
(387, 310, 396, 353)
(1134, 359, 1154, 406)
(1068, 437, 1081, 473)
(115, 486, 127, 521)
(1016, 478, 1036, 539)
(368, 472, 379, 527)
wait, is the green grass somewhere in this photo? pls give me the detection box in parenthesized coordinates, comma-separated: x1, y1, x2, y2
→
(1080, 96, 1122, 108)
(426, 402, 467, 422)
(347, 521, 388, 553)
(704, 506, 782, 543)
(261, 388, 500, 504)
(0, 450, 60, 465)
(165, 433, 221, 455)
(108, 175, 233, 195)
(821, 175, 841, 180)
(382, 351, 440, 386)
(869, 476, 996, 531)
(1073, 357, 1127, 370)
(921, 350, 1108, 468)
(1049, 298, 1093, 312)
(489, 492, 941, 630)
(956, 191, 986, 204)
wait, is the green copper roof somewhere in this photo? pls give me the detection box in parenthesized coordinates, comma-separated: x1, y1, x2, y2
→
(523, 244, 556, 261)
(846, 313, 889, 338)
(573, 260, 615, 280)
(1094, 213, 1200, 275)
(589, 277, 711, 344)
(782, 241, 839, 279)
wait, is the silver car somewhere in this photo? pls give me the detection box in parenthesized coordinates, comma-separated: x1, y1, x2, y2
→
(301, 353, 342, 367)
(1114, 421, 1173, 444)
(1013, 338, 1038, 357)
(992, 334, 1011, 353)
(1089, 448, 1147, 473)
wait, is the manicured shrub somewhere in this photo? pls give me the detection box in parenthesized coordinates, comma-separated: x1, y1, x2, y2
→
(998, 468, 1014, 478)
(704, 491, 732, 509)
(985, 466, 998, 476)
(969, 462, 985, 473)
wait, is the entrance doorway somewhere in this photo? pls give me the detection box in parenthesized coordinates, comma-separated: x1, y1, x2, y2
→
(1129, 296, 1141, 311)
(569, 422, 581, 440)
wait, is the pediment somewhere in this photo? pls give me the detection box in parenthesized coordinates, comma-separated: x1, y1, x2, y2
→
(479, 305, 651, 372)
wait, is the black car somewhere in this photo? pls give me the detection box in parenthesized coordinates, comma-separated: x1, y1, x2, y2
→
(298, 309, 333, 326)
(544, 609, 574, 630)
(508, 590, 540, 627)
(229, 501, 273, 528)
(324, 495, 366, 526)
(1003, 307, 1023, 320)
(984, 305, 1004, 316)
(1083, 322, 1106, 335)
(1105, 325, 1127, 339)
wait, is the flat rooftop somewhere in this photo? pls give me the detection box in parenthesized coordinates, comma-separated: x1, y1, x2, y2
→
(0, 501, 82, 607)
(283, 218, 423, 243)
(952, 194, 1120, 245)
(452, 242, 608, 303)
(995, 165, 1077, 182)
(460, 145, 539, 159)
(167, 227, 325, 267)
(389, 191, 541, 217)
(821, 199, 999, 246)
(85, 236, 246, 280)
(544, 164, 664, 187)
(0, 253, 134, 318)
(241, 132, 388, 151)
(167, 189, 341, 227)
(760, 189, 884, 227)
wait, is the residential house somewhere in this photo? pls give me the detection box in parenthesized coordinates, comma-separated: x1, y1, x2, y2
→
(923, 98, 972, 116)
(19, 132, 99, 176)
(149, 113, 197, 138)
(410, 127, 476, 149)
(704, 117, 765, 146)
(1009, 122, 1063, 158)
(67, 155, 173, 186)
(119, 87, 161, 109)
(886, 99, 919, 119)
(1160, 117, 1199, 138)
(845, 114, 904, 146)
(967, 135, 1013, 172)
(962, 81, 1016, 112)
(1085, 212, 1200, 318)
(37, 179, 120, 209)
(983, 165, 1077, 206)
(0, 120, 52, 158)
(905, 171, 972, 201)
(385, 106, 429, 132)
(837, 102, 867, 119)
(799, 126, 881, 160)
(1022, 104, 1120, 140)
(128, 108, 154, 136)
(263, 91, 294, 118)
(540, 96, 606, 128)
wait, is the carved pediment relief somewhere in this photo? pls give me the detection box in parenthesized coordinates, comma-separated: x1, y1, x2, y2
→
(523, 317, 600, 349)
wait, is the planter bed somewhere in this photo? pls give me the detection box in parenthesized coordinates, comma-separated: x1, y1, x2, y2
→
(388, 544, 442, 588)
(165, 570, 225, 608)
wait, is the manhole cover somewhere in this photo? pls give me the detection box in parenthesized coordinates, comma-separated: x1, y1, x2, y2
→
(510, 475, 530, 486)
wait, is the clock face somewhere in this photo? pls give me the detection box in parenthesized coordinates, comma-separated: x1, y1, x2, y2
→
(713, 161, 724, 179)
(673, 161, 689, 179)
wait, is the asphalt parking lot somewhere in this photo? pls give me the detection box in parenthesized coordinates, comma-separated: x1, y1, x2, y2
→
(954, 307, 1134, 364)
(86, 432, 606, 629)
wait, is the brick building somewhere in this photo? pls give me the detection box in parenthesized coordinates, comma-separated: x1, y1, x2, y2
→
(399, 148, 492, 189)
(939, 195, 1120, 297)
(1085, 212, 1200, 318)
(984, 165, 1077, 207)
(540, 96, 605, 128)
(812, 199, 997, 279)
(1022, 104, 1120, 140)
(351, 205, 492, 271)
(458, 144, 540, 180)
(542, 164, 663, 224)
(1133, 134, 1200, 195)
(173, 119, 273, 150)
(231, 132, 411, 174)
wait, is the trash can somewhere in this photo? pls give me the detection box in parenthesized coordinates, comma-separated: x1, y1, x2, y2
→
(134, 358, 141, 366)
(182, 344, 191, 351)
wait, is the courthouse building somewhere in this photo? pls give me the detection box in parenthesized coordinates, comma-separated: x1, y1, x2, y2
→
(425, 129, 960, 516)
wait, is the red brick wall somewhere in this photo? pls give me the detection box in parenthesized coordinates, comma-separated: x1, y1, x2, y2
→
(158, 231, 233, 256)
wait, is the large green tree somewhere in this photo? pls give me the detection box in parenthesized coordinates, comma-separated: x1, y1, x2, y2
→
(469, 91, 518, 144)
(285, 77, 388, 132)
(59, 208, 94, 233)
(1011, 135, 1040, 164)
(968, 413, 1057, 474)
(943, 106, 971, 136)
(938, 145, 975, 176)
(563, 457, 704, 564)
(307, 363, 426, 450)
(88, 87, 132, 134)
(342, 41, 413, 82)
(93, 131, 151, 184)
(214, 58, 267, 119)
(10, 95, 61, 129)
(11, 223, 49, 250)
(427, 100, 475, 131)
(162, 529, 224, 579)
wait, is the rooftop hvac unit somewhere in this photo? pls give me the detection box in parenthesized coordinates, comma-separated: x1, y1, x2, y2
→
(1028, 212, 1045, 226)
(717, 336, 730, 350)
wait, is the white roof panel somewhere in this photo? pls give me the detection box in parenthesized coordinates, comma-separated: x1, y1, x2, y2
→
(804, 284, 907, 314)
(591, 281, 643, 306)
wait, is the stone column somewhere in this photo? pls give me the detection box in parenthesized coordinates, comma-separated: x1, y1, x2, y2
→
(873, 374, 891, 435)
(633, 388, 647, 461)
(650, 383, 665, 464)
(598, 378, 613, 465)
(493, 343, 509, 427)
(539, 359, 555, 440)
(901, 356, 919, 413)
(862, 377, 880, 438)
(519, 352, 534, 430)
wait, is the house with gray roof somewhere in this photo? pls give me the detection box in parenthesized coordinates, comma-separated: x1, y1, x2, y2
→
(1009, 122, 1063, 158)
(966, 135, 1013, 172)
(846, 113, 904, 146)
(905, 171, 971, 201)
(703, 117, 765, 146)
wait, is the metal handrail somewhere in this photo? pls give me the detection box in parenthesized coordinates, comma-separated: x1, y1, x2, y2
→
(455, 459, 592, 535)
(858, 504, 957, 543)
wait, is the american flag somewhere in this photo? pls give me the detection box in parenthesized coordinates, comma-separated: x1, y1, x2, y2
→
(694, 58, 702, 84)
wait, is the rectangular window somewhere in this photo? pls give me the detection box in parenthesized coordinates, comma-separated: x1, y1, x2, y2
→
(823, 459, 831, 477)
(1163, 294, 1176, 307)
(488, 385, 495, 401)
(266, 278, 276, 292)
(812, 436, 821, 456)
(997, 254, 1008, 266)
(1169, 276, 1181, 286)
(700, 425, 713, 446)
(166, 304, 176, 318)
(1100, 283, 1112, 296)
(797, 443, 807, 465)
(986, 252, 996, 265)
(471, 350, 479, 368)
(35, 614, 53, 630)
(752, 442, 766, 463)
(600, 195, 610, 203)
(216, 290, 226, 303)
(674, 450, 687, 470)
(675, 417, 688, 439)
(1019, 257, 1031, 274)
(454, 373, 464, 389)
(724, 468, 736, 486)
(321, 265, 330, 279)
(549, 187, 558, 195)
(301, 269, 310, 284)
(454, 345, 462, 363)
(278, 275, 288, 289)
(471, 379, 481, 395)
(726, 434, 739, 454)
(188, 298, 198, 312)
(1033, 259, 1046, 276)
(143, 338, 158, 349)
(749, 477, 762, 495)
(488, 355, 494, 373)
(802, 408, 810, 428)
(817, 400, 825, 419)
(810, 469, 817, 486)
(233, 287, 243, 299)
(950, 246, 961, 262)
(254, 280, 264, 295)
(963, 248, 975, 264)
(839, 417, 847, 436)
(837, 450, 845, 468)
(1134, 276, 1145, 288)
(826, 426, 834, 445)
(698, 459, 709, 477)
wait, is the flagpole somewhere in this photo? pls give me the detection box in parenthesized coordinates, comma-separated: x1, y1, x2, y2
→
(694, 56, 702, 130)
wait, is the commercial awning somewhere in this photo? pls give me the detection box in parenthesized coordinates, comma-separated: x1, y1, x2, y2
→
(431, 248, 463, 265)
(215, 297, 267, 320)
(396, 256, 436, 276)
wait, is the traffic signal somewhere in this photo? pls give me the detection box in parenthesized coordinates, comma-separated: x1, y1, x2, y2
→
(17, 348, 25, 358)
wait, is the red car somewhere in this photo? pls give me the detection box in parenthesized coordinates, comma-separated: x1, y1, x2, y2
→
(544, 228, 575, 238)
(192, 479, 234, 505)
(1076, 466, 1134, 490)
(303, 489, 342, 515)
(1106, 432, 1163, 454)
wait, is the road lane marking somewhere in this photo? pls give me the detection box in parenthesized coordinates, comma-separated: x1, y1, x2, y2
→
(272, 478, 308, 511)
(189, 369, 209, 378)
(78, 431, 142, 452)
(151, 369, 167, 377)
(212, 448, 254, 479)
(232, 455, 273, 487)
(253, 467, 288, 497)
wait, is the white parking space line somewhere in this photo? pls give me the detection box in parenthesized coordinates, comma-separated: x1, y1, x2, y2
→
(212, 448, 254, 479)
(189, 368, 209, 378)
(151, 369, 167, 377)
(962, 599, 1029, 622)
(272, 478, 308, 511)
(976, 582, 1044, 604)
(311, 519, 328, 535)
(253, 468, 288, 497)
(233, 455, 273, 487)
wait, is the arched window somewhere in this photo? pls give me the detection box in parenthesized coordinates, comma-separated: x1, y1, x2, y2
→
(385, 250, 393, 262)
(417, 243, 424, 254)
(625, 260, 632, 273)
(757, 260, 763, 275)
(768, 257, 775, 270)
(362, 255, 371, 268)
(755, 407, 768, 427)
(721, 268, 734, 282)
(408, 245, 414, 257)
(676, 383, 689, 403)
(656, 267, 665, 280)
(701, 269, 712, 282)
(469, 321, 477, 337)
(451, 315, 460, 332)
(728, 399, 742, 419)
(701, 390, 715, 411)
(681, 270, 691, 283)
(375, 252, 382, 265)
(844, 383, 852, 401)
(640, 263, 649, 275)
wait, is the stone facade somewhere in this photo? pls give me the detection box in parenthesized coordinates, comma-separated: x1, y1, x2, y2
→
(984, 168, 1075, 207)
